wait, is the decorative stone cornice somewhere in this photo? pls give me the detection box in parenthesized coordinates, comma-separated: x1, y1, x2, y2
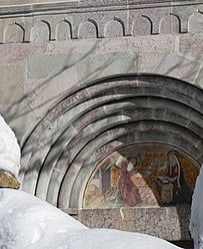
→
(0, 0, 201, 16)
(0, 0, 202, 44)
(0, 1, 79, 16)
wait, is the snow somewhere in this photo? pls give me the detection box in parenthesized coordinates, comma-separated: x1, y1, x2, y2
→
(0, 188, 182, 249)
(0, 113, 201, 248)
(0, 189, 87, 249)
(0, 115, 20, 178)
(67, 228, 182, 249)
(189, 164, 203, 249)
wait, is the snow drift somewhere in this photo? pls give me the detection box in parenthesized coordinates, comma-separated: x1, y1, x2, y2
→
(0, 188, 182, 249)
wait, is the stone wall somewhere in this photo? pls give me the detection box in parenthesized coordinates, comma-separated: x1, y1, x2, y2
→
(0, 0, 202, 142)
(78, 206, 191, 241)
(0, 0, 202, 241)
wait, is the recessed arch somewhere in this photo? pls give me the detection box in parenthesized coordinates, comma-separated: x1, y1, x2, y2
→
(59, 120, 202, 210)
(20, 74, 203, 213)
(4, 23, 25, 43)
(131, 15, 152, 36)
(104, 18, 125, 38)
(159, 14, 181, 34)
(78, 19, 99, 39)
(188, 12, 203, 33)
(56, 20, 72, 40)
(30, 20, 51, 42)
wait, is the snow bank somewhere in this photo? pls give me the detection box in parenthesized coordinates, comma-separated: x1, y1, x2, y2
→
(67, 228, 181, 249)
(0, 115, 20, 178)
(0, 188, 182, 249)
(0, 189, 87, 249)
(190, 164, 203, 249)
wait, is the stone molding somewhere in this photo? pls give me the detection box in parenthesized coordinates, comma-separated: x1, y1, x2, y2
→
(0, 0, 201, 11)
(0, 0, 202, 43)
(20, 75, 203, 211)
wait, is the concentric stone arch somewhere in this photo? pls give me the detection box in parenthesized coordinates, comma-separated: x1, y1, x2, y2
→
(20, 74, 203, 212)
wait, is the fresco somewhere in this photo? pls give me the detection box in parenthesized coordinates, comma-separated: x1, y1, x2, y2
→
(83, 143, 200, 209)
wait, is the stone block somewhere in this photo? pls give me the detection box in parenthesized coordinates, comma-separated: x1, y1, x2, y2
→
(56, 21, 72, 41)
(104, 20, 125, 38)
(131, 16, 152, 36)
(179, 33, 203, 57)
(0, 44, 31, 64)
(0, 65, 25, 105)
(78, 206, 191, 241)
(138, 52, 201, 84)
(188, 13, 203, 34)
(196, 66, 203, 88)
(4, 23, 24, 43)
(101, 35, 176, 54)
(159, 14, 180, 34)
(77, 52, 138, 83)
(27, 53, 69, 80)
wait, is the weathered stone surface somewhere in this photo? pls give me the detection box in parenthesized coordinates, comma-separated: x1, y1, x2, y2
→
(188, 13, 203, 34)
(0, 65, 25, 105)
(0, 0, 77, 5)
(196, 66, 203, 87)
(179, 33, 203, 58)
(78, 206, 191, 241)
(76, 52, 137, 82)
(0, 0, 200, 44)
(27, 54, 69, 80)
(0, 0, 201, 243)
(138, 52, 201, 84)
(0, 44, 33, 64)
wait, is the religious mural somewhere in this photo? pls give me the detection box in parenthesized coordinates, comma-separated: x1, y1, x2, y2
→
(83, 143, 200, 209)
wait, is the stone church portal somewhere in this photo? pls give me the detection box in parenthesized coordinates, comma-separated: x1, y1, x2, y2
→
(0, 0, 202, 244)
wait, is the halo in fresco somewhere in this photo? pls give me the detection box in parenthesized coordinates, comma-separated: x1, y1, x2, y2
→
(83, 143, 200, 209)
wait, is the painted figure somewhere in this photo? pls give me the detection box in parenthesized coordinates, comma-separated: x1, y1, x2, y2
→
(167, 150, 181, 190)
(116, 156, 141, 207)
(166, 150, 192, 204)
(83, 144, 199, 209)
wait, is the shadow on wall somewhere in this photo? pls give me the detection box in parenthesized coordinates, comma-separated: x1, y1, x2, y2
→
(0, 31, 202, 243)
(13, 73, 203, 242)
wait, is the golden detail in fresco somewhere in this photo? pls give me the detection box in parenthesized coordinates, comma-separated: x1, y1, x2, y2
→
(83, 143, 199, 209)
